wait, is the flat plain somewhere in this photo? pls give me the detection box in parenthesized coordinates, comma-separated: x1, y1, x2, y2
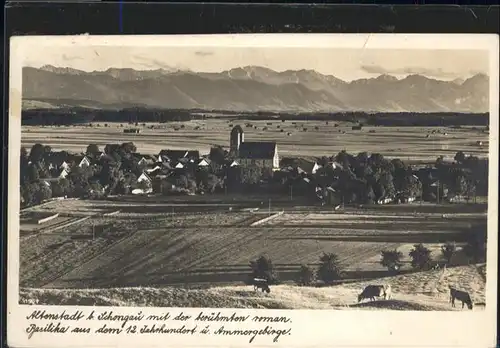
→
(21, 120, 489, 161)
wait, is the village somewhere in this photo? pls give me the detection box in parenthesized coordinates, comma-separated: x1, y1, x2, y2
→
(20, 124, 488, 210)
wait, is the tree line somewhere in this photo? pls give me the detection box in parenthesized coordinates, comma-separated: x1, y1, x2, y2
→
(249, 234, 487, 287)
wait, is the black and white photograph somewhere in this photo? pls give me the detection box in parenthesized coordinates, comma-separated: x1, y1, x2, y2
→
(13, 35, 497, 309)
(6, 33, 499, 348)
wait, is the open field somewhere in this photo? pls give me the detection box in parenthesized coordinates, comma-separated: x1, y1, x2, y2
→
(19, 199, 487, 298)
(20, 264, 486, 310)
(21, 120, 489, 161)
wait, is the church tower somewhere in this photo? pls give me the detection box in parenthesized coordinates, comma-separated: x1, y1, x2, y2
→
(229, 125, 244, 156)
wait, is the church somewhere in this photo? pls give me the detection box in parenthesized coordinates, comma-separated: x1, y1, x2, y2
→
(229, 125, 280, 172)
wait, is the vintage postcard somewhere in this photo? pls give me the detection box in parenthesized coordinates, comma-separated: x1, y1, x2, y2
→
(7, 34, 499, 347)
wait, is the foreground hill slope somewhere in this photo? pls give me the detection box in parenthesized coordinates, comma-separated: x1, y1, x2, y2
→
(22, 66, 489, 113)
(20, 264, 486, 310)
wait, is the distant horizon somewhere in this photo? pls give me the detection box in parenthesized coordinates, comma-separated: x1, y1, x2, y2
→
(24, 64, 489, 84)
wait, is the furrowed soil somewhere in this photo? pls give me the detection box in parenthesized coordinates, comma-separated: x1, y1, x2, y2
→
(20, 200, 487, 298)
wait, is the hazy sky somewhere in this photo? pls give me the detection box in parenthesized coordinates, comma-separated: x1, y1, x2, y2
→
(23, 46, 489, 81)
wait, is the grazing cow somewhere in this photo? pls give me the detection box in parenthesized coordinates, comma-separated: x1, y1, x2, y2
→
(358, 285, 390, 302)
(449, 286, 473, 310)
(252, 278, 271, 293)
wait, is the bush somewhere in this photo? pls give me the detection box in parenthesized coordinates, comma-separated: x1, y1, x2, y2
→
(249, 255, 279, 284)
(297, 265, 316, 286)
(462, 232, 486, 263)
(440, 242, 457, 265)
(380, 249, 403, 273)
(409, 243, 433, 270)
(317, 252, 343, 285)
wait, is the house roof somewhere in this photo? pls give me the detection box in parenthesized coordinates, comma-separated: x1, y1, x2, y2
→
(279, 157, 319, 173)
(138, 172, 152, 182)
(198, 158, 211, 165)
(238, 142, 277, 159)
(133, 153, 157, 162)
(43, 152, 87, 166)
(158, 150, 200, 162)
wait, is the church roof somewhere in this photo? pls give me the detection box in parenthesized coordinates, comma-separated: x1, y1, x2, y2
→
(238, 142, 277, 159)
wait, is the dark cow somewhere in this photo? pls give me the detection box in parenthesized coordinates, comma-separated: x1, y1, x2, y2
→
(252, 278, 271, 294)
(358, 285, 391, 302)
(449, 286, 473, 310)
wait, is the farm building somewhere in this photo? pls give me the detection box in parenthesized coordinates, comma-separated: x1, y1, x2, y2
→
(229, 125, 280, 171)
(124, 128, 141, 134)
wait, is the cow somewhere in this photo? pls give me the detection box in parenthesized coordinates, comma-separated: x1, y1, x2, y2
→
(449, 286, 473, 310)
(252, 278, 271, 294)
(358, 285, 391, 302)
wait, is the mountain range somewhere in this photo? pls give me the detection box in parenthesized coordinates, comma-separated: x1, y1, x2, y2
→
(22, 65, 490, 113)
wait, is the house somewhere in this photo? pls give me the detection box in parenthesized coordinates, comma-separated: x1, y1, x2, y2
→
(157, 150, 200, 164)
(237, 142, 280, 171)
(57, 168, 69, 179)
(198, 158, 211, 167)
(76, 155, 91, 168)
(133, 154, 157, 166)
(134, 172, 153, 194)
(297, 159, 322, 175)
(44, 152, 91, 171)
(145, 165, 162, 174)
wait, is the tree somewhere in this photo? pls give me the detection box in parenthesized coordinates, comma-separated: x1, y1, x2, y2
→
(380, 249, 403, 273)
(409, 243, 433, 270)
(317, 252, 343, 285)
(462, 232, 487, 264)
(51, 178, 72, 197)
(21, 182, 39, 206)
(204, 173, 221, 193)
(120, 142, 137, 154)
(249, 255, 279, 284)
(88, 182, 104, 199)
(35, 182, 52, 203)
(26, 164, 40, 183)
(356, 152, 369, 166)
(175, 175, 189, 190)
(86, 144, 100, 158)
(441, 242, 456, 265)
(297, 265, 316, 286)
(137, 178, 152, 192)
(454, 151, 466, 164)
(209, 146, 226, 164)
(29, 143, 45, 163)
